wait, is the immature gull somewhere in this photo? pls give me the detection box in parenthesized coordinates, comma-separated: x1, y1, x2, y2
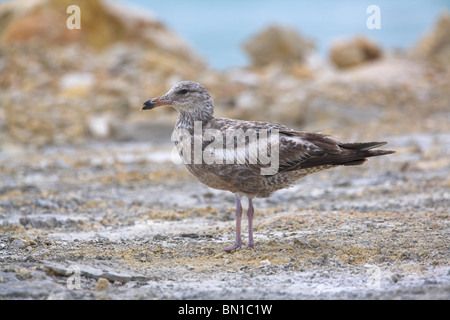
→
(141, 81, 394, 251)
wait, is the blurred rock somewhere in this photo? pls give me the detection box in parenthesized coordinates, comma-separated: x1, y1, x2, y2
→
(413, 11, 450, 67)
(88, 114, 113, 139)
(11, 239, 26, 249)
(59, 72, 95, 97)
(0, 0, 448, 150)
(0, 0, 208, 147)
(0, 0, 203, 66)
(330, 37, 382, 69)
(0, 0, 205, 66)
(243, 24, 315, 67)
(94, 278, 109, 291)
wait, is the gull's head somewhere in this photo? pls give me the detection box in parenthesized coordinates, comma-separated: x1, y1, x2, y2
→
(141, 81, 213, 113)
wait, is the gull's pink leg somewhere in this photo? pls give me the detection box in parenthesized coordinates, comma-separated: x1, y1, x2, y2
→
(247, 198, 255, 249)
(220, 194, 243, 251)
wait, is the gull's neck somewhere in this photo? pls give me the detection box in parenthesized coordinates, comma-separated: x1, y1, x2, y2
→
(175, 102, 214, 132)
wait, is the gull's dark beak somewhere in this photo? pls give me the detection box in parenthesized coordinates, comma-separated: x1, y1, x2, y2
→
(141, 96, 173, 110)
(141, 99, 156, 110)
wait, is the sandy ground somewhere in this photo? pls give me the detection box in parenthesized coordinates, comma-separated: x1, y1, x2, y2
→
(0, 128, 449, 300)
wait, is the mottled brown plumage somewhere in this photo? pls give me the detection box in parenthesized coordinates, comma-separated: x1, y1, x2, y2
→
(142, 81, 394, 251)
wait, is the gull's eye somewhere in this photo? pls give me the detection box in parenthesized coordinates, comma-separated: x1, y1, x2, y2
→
(178, 89, 188, 95)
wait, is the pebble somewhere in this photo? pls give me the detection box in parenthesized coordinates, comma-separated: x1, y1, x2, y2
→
(11, 239, 26, 249)
(153, 234, 168, 241)
(424, 278, 437, 285)
(179, 233, 200, 238)
(390, 274, 400, 283)
(259, 259, 271, 267)
(94, 278, 110, 291)
(16, 268, 32, 280)
(35, 199, 59, 209)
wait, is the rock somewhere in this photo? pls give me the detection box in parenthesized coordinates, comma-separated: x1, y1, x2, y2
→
(178, 233, 200, 239)
(16, 268, 32, 280)
(11, 239, 26, 249)
(88, 114, 113, 139)
(330, 36, 382, 69)
(0, 0, 205, 64)
(0, 0, 208, 147)
(413, 11, 450, 66)
(43, 261, 148, 283)
(59, 72, 95, 97)
(153, 234, 168, 241)
(94, 277, 109, 291)
(35, 199, 59, 209)
(243, 24, 314, 67)
(390, 274, 400, 283)
(259, 259, 271, 267)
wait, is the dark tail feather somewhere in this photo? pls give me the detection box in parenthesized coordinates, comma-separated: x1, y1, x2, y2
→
(340, 141, 395, 166)
(366, 149, 396, 157)
(283, 141, 395, 171)
(342, 159, 367, 166)
(339, 141, 388, 151)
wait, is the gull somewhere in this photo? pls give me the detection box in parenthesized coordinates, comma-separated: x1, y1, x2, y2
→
(141, 81, 394, 251)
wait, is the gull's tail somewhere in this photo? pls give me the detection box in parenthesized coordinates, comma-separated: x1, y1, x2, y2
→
(337, 141, 395, 166)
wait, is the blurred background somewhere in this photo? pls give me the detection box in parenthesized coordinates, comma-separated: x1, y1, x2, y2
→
(118, 0, 450, 70)
(0, 0, 449, 148)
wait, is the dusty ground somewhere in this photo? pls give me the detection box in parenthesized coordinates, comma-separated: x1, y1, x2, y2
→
(0, 127, 449, 300)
